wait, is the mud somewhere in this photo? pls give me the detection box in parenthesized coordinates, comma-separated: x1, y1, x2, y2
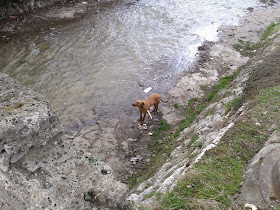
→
(71, 113, 167, 183)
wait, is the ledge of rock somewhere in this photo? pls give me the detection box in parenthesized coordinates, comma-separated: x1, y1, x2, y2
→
(0, 73, 63, 172)
(0, 73, 128, 209)
(0, 0, 66, 18)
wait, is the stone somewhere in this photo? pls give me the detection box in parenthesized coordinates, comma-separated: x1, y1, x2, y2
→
(126, 138, 137, 142)
(0, 74, 128, 209)
(0, 73, 62, 171)
(121, 141, 128, 150)
(6, 7, 16, 16)
(12, 3, 23, 14)
(73, 136, 90, 150)
(28, 1, 35, 11)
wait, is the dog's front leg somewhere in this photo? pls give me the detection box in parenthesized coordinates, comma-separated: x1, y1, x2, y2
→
(139, 110, 143, 122)
(141, 112, 146, 125)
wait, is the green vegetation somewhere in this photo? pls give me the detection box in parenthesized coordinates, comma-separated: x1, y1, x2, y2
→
(152, 120, 171, 138)
(84, 193, 91, 201)
(86, 156, 99, 167)
(233, 20, 280, 57)
(129, 22, 280, 209)
(129, 73, 240, 190)
(186, 135, 199, 148)
(225, 96, 243, 115)
(261, 21, 280, 40)
(129, 175, 138, 189)
(173, 98, 201, 139)
(160, 86, 279, 209)
(128, 119, 173, 189)
(173, 104, 179, 108)
(156, 23, 280, 209)
(203, 107, 215, 117)
(174, 71, 240, 139)
(233, 40, 259, 56)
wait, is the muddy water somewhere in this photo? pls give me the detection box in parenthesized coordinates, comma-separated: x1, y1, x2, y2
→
(0, 0, 271, 129)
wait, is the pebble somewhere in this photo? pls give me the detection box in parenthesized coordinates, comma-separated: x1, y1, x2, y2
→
(126, 138, 137, 142)
(130, 157, 139, 164)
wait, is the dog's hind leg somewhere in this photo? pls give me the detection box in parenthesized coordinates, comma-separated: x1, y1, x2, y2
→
(153, 104, 159, 113)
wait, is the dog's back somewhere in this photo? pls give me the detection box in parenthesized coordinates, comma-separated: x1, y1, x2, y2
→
(145, 93, 161, 106)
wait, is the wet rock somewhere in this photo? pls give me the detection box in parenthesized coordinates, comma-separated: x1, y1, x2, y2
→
(12, 3, 24, 14)
(121, 141, 129, 150)
(73, 136, 90, 150)
(28, 0, 35, 11)
(6, 6, 16, 16)
(126, 138, 137, 142)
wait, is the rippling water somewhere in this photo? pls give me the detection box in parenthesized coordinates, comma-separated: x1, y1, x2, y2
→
(0, 0, 272, 129)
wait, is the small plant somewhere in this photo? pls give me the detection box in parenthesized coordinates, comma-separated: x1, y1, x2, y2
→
(164, 172, 173, 180)
(225, 97, 243, 115)
(204, 107, 215, 117)
(77, 153, 84, 159)
(204, 75, 234, 102)
(87, 157, 99, 167)
(193, 141, 203, 149)
(84, 193, 91, 201)
(262, 21, 280, 40)
(173, 104, 179, 108)
(233, 39, 259, 56)
(143, 191, 155, 200)
(129, 175, 137, 189)
(153, 120, 171, 138)
(186, 135, 199, 148)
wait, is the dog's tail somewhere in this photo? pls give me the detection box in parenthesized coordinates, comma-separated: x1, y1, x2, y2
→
(245, 204, 257, 210)
(161, 98, 168, 103)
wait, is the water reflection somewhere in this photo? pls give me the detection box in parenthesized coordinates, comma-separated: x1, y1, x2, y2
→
(0, 0, 267, 129)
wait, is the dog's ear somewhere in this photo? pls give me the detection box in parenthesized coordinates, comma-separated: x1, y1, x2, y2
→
(141, 102, 144, 107)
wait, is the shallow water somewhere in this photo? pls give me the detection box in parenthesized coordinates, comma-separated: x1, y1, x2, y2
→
(0, 0, 273, 129)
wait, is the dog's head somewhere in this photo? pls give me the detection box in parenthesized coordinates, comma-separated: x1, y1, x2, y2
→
(132, 100, 144, 107)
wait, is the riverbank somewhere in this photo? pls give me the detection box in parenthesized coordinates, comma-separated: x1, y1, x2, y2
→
(1, 1, 280, 209)
(127, 5, 280, 210)
(0, 0, 124, 38)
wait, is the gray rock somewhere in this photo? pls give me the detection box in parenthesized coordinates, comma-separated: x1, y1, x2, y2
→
(28, 0, 35, 11)
(12, 3, 24, 14)
(0, 74, 128, 209)
(0, 73, 62, 171)
(6, 6, 16, 16)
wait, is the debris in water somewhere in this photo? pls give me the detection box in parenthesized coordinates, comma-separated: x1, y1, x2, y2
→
(137, 123, 147, 130)
(144, 87, 152, 93)
(130, 157, 139, 164)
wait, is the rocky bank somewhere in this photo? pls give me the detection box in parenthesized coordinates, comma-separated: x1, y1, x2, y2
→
(128, 5, 280, 210)
(0, 0, 74, 19)
(0, 1, 280, 210)
(0, 74, 127, 209)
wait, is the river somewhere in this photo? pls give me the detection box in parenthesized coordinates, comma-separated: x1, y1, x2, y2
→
(0, 0, 275, 129)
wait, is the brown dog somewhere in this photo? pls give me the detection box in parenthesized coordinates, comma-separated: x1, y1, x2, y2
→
(132, 93, 163, 125)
